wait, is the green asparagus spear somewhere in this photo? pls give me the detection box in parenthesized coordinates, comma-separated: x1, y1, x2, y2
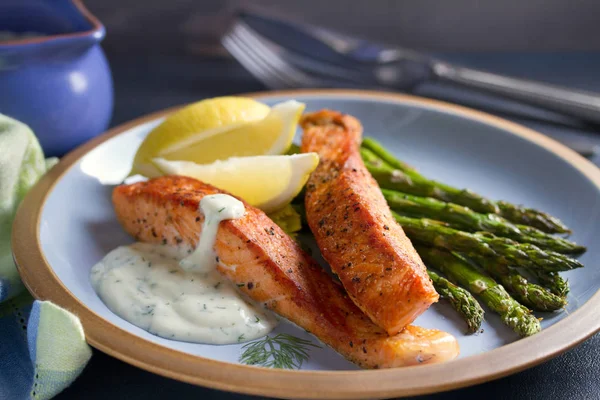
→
(497, 201, 570, 234)
(382, 189, 585, 254)
(290, 203, 308, 226)
(361, 147, 499, 214)
(361, 137, 417, 172)
(427, 269, 484, 333)
(417, 246, 541, 337)
(392, 213, 583, 272)
(514, 224, 584, 254)
(361, 138, 571, 233)
(457, 252, 566, 311)
(285, 143, 301, 155)
(528, 269, 570, 298)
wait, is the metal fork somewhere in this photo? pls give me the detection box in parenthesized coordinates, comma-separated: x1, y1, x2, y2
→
(222, 21, 317, 89)
(236, 11, 600, 127)
(221, 20, 598, 157)
(222, 21, 389, 90)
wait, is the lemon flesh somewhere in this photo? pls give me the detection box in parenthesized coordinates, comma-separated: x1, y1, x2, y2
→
(152, 153, 319, 213)
(132, 97, 270, 177)
(132, 98, 304, 177)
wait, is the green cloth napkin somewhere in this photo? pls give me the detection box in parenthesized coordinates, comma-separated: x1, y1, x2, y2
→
(0, 113, 51, 300)
(0, 113, 91, 399)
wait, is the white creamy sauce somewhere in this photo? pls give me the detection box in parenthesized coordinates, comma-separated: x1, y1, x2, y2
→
(179, 194, 245, 273)
(90, 194, 278, 344)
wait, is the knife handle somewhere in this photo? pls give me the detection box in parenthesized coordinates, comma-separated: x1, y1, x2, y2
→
(432, 61, 600, 125)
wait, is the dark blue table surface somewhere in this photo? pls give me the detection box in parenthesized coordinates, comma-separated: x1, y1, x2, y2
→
(55, 36, 600, 400)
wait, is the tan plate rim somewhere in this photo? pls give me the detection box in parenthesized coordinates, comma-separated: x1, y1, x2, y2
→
(12, 89, 600, 400)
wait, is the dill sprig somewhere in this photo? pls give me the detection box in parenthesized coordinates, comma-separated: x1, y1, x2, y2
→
(239, 334, 321, 369)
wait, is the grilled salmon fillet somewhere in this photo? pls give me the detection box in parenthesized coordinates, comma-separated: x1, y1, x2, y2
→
(301, 110, 439, 336)
(113, 176, 458, 368)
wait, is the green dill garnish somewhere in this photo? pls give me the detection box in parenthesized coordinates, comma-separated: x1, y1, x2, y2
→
(169, 269, 178, 274)
(239, 334, 321, 369)
(214, 282, 222, 289)
(236, 283, 245, 287)
(238, 334, 245, 342)
(255, 315, 260, 323)
(218, 207, 226, 213)
(141, 305, 155, 316)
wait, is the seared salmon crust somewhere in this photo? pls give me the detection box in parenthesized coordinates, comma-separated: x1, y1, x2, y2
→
(301, 110, 439, 336)
(113, 176, 458, 368)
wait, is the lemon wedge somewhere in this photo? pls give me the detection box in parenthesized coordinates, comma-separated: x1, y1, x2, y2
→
(131, 97, 305, 177)
(152, 153, 319, 213)
(131, 97, 270, 177)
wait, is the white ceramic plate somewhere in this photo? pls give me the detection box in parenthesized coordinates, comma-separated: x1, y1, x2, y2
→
(13, 90, 600, 399)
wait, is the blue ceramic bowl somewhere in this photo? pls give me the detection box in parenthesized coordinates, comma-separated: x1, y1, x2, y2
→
(0, 0, 113, 157)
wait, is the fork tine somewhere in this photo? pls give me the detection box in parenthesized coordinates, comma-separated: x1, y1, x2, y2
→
(235, 22, 370, 85)
(223, 20, 379, 90)
(227, 22, 317, 89)
(222, 27, 292, 89)
(224, 29, 305, 89)
(223, 39, 286, 89)
(232, 22, 320, 88)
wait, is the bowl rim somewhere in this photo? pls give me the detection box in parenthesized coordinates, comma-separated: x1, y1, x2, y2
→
(0, 0, 104, 47)
(12, 89, 600, 399)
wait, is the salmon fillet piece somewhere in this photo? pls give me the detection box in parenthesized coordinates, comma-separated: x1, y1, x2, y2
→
(301, 110, 439, 336)
(113, 176, 458, 368)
